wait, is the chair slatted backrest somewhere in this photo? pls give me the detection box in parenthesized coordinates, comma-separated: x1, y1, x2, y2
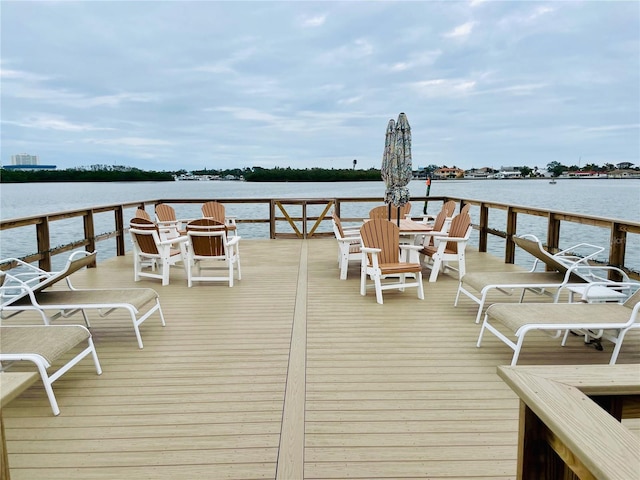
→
(129, 218, 160, 255)
(369, 203, 411, 220)
(187, 219, 227, 257)
(444, 212, 471, 253)
(155, 203, 177, 222)
(460, 203, 471, 216)
(201, 201, 226, 223)
(360, 219, 400, 264)
(433, 200, 456, 232)
(331, 211, 346, 238)
(135, 208, 152, 221)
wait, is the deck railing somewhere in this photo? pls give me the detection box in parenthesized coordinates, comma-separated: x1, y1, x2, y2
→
(1, 196, 639, 280)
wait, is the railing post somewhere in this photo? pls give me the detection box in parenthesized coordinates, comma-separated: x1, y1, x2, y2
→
(83, 210, 96, 257)
(36, 217, 51, 271)
(478, 203, 489, 253)
(505, 207, 517, 264)
(547, 213, 560, 253)
(269, 200, 276, 239)
(302, 201, 307, 239)
(609, 223, 626, 281)
(115, 206, 125, 256)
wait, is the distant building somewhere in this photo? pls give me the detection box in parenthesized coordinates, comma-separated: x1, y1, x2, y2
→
(4, 153, 56, 171)
(11, 153, 39, 165)
(495, 170, 522, 179)
(616, 162, 634, 169)
(433, 167, 464, 179)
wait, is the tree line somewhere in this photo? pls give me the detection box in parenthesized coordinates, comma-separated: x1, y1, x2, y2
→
(1, 161, 635, 183)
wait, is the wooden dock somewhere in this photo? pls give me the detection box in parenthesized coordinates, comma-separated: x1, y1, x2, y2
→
(2, 239, 639, 479)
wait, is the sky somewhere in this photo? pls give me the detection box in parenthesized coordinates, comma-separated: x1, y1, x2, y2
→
(1, 1, 639, 173)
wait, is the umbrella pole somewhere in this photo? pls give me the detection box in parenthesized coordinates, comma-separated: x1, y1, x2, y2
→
(397, 206, 400, 226)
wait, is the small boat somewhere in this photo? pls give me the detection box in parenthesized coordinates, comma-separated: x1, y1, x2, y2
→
(549, 179, 557, 184)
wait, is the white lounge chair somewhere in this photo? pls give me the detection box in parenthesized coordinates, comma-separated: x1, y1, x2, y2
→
(455, 234, 607, 323)
(477, 286, 640, 366)
(0, 251, 165, 349)
(0, 325, 102, 415)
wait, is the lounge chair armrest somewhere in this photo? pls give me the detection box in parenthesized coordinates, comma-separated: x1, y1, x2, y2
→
(557, 242, 604, 260)
(361, 246, 382, 254)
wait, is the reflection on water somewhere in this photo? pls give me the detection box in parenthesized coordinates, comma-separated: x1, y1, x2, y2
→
(1, 179, 639, 272)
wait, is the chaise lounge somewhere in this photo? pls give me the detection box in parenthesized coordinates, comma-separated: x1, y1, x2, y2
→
(455, 234, 607, 323)
(0, 325, 102, 415)
(476, 286, 640, 366)
(1, 251, 165, 348)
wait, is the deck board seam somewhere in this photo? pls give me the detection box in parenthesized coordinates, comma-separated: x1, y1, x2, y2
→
(276, 240, 307, 479)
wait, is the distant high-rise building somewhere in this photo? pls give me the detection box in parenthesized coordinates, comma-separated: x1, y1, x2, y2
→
(11, 153, 39, 165)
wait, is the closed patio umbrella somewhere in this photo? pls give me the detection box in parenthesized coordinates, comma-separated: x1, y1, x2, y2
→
(381, 118, 396, 212)
(381, 112, 412, 225)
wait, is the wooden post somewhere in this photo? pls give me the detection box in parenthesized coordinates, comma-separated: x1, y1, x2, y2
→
(83, 210, 96, 257)
(609, 223, 626, 282)
(478, 203, 489, 253)
(115, 206, 125, 256)
(505, 207, 517, 264)
(36, 217, 51, 271)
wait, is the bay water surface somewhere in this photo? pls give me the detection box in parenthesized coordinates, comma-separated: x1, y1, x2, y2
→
(1, 179, 639, 272)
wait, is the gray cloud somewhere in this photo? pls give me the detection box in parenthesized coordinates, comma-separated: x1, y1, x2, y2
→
(1, 1, 638, 171)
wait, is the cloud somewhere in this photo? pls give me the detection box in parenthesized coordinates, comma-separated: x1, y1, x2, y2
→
(4, 115, 112, 132)
(82, 137, 174, 147)
(317, 38, 374, 65)
(409, 79, 477, 98)
(298, 13, 327, 28)
(0, 1, 637, 171)
(387, 50, 442, 72)
(443, 21, 475, 39)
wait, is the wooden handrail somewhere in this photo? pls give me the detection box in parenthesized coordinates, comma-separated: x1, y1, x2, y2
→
(498, 365, 640, 479)
(1, 196, 639, 280)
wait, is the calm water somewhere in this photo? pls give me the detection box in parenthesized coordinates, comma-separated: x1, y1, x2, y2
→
(1, 179, 639, 271)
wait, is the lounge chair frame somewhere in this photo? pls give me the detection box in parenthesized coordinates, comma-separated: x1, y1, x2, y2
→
(476, 286, 640, 366)
(455, 234, 608, 323)
(1, 251, 165, 348)
(0, 325, 102, 415)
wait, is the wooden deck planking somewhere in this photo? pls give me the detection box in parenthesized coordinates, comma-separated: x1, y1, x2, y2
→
(1, 238, 639, 479)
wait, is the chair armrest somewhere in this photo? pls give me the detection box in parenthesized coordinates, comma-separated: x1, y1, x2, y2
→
(226, 236, 241, 246)
(339, 235, 361, 243)
(361, 246, 381, 254)
(399, 244, 422, 252)
(158, 235, 188, 246)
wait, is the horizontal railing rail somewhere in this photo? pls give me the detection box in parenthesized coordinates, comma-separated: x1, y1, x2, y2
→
(1, 196, 639, 280)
